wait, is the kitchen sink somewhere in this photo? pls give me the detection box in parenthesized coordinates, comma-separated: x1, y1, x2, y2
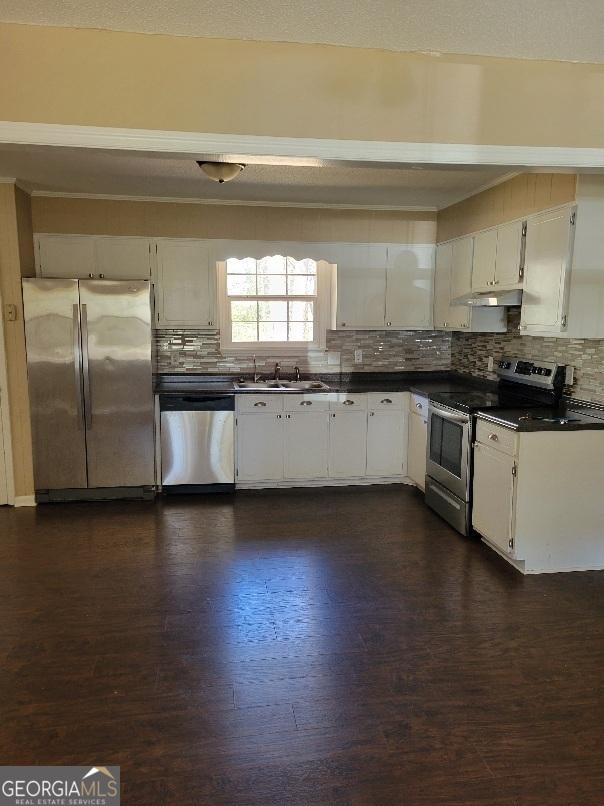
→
(234, 380, 330, 391)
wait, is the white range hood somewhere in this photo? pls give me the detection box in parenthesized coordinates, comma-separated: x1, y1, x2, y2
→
(451, 289, 523, 307)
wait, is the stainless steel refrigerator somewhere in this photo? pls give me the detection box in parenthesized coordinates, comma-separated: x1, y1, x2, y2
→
(22, 279, 155, 500)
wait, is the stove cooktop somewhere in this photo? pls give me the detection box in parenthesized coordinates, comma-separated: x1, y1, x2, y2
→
(429, 389, 537, 414)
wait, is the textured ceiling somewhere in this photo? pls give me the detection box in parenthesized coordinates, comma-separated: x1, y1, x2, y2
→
(0, 145, 513, 208)
(1, 0, 603, 62)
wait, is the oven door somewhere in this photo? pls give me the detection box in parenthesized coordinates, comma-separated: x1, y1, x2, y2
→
(426, 402, 471, 501)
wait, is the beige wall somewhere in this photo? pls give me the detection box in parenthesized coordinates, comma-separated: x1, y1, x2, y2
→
(2, 23, 604, 148)
(0, 184, 34, 499)
(437, 173, 577, 242)
(32, 197, 436, 244)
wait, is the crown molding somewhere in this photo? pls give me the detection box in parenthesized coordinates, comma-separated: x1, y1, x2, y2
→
(30, 190, 436, 212)
(2, 121, 604, 169)
(438, 170, 522, 209)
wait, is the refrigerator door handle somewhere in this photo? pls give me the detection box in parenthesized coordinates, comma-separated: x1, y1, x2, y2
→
(72, 304, 85, 429)
(81, 303, 92, 430)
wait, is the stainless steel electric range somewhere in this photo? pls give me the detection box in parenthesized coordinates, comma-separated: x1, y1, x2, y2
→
(425, 356, 567, 535)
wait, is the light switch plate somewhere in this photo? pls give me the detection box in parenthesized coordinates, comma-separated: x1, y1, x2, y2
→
(565, 365, 575, 385)
(354, 349, 363, 364)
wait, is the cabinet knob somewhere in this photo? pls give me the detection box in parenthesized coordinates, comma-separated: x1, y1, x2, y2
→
(286, 414, 291, 419)
(300, 400, 312, 406)
(416, 402, 423, 410)
(444, 322, 448, 327)
(380, 399, 393, 404)
(342, 400, 354, 406)
(88, 273, 94, 279)
(341, 322, 346, 327)
(99, 273, 105, 279)
(277, 414, 282, 419)
(386, 321, 392, 326)
(254, 401, 267, 407)
(369, 411, 375, 416)
(488, 433, 499, 441)
(208, 321, 213, 326)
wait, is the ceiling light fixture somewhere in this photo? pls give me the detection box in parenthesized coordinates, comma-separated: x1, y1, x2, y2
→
(197, 161, 245, 183)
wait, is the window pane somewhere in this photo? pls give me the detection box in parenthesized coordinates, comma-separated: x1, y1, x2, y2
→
(259, 321, 287, 341)
(227, 257, 256, 274)
(258, 255, 286, 274)
(288, 300, 313, 322)
(227, 274, 256, 295)
(258, 274, 287, 295)
(287, 275, 316, 295)
(232, 322, 258, 342)
(258, 300, 288, 321)
(231, 300, 257, 322)
(288, 321, 313, 341)
(287, 257, 317, 275)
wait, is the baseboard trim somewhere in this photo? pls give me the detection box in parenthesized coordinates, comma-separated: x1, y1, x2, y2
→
(236, 476, 415, 490)
(14, 495, 36, 508)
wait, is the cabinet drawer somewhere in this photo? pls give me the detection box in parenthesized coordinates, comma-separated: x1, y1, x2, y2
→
(237, 394, 284, 413)
(283, 394, 330, 412)
(410, 393, 428, 415)
(367, 392, 407, 410)
(475, 419, 517, 456)
(328, 394, 367, 411)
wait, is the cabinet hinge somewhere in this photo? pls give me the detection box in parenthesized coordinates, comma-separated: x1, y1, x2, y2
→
(570, 212, 576, 226)
(511, 464, 517, 477)
(561, 314, 568, 328)
(521, 222, 527, 237)
(518, 266, 524, 280)
(508, 538, 514, 550)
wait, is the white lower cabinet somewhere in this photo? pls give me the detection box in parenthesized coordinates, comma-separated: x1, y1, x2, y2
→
(328, 411, 368, 478)
(366, 411, 406, 476)
(236, 412, 284, 481)
(407, 410, 428, 490)
(472, 441, 516, 556)
(236, 392, 410, 486)
(284, 412, 329, 479)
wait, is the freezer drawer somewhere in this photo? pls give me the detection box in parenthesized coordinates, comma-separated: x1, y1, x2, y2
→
(161, 410, 235, 486)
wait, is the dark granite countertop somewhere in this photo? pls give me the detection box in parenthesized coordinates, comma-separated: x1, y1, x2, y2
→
(476, 405, 604, 432)
(154, 371, 488, 397)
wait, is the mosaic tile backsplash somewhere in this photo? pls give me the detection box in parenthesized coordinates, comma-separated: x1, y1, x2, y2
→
(452, 309, 604, 404)
(155, 328, 452, 375)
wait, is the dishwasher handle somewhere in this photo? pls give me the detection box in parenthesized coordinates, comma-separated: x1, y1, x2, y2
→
(160, 394, 235, 412)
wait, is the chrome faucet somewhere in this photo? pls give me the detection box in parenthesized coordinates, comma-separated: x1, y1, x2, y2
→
(252, 355, 261, 383)
(274, 362, 281, 381)
(294, 365, 301, 382)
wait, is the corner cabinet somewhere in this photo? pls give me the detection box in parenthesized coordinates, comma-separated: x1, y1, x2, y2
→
(335, 244, 434, 330)
(433, 243, 506, 332)
(153, 240, 215, 328)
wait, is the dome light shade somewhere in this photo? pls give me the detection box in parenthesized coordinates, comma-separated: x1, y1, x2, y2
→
(197, 161, 245, 183)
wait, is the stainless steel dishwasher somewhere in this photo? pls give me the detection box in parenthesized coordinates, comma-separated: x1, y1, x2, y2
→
(160, 394, 235, 493)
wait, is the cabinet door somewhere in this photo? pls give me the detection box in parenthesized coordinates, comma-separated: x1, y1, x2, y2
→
(95, 237, 152, 280)
(433, 243, 453, 329)
(37, 235, 96, 279)
(366, 411, 406, 477)
(328, 411, 367, 477)
(471, 229, 497, 292)
(450, 237, 474, 302)
(385, 246, 433, 329)
(520, 208, 574, 332)
(407, 411, 428, 490)
(284, 412, 329, 480)
(495, 220, 523, 289)
(155, 240, 213, 328)
(472, 442, 515, 554)
(336, 246, 386, 328)
(236, 413, 283, 481)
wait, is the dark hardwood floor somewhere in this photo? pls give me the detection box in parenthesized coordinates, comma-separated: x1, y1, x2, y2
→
(1, 485, 603, 805)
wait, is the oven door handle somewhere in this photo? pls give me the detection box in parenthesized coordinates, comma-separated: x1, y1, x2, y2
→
(429, 404, 470, 425)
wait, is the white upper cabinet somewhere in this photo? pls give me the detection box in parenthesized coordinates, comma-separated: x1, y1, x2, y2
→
(335, 246, 388, 329)
(153, 240, 214, 328)
(37, 235, 96, 278)
(495, 220, 524, 289)
(471, 222, 524, 293)
(450, 236, 474, 302)
(95, 237, 152, 280)
(385, 246, 433, 329)
(520, 207, 574, 334)
(471, 229, 498, 292)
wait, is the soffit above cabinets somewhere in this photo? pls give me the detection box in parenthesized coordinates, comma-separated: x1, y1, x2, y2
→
(2, 0, 604, 63)
(0, 144, 513, 209)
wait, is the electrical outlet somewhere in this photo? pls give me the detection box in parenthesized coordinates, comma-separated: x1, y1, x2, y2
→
(565, 365, 575, 385)
(354, 349, 363, 364)
(327, 350, 340, 366)
(487, 356, 494, 372)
